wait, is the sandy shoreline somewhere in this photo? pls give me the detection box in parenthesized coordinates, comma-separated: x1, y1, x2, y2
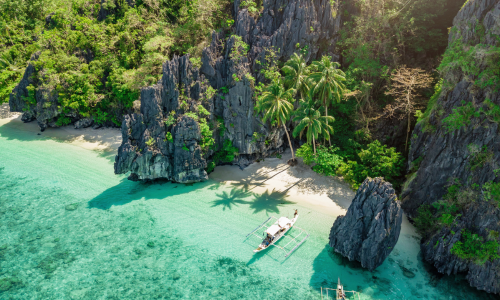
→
(0, 113, 122, 153)
(0, 111, 355, 216)
(210, 151, 354, 217)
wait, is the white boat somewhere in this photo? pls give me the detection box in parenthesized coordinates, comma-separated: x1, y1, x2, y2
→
(320, 278, 361, 300)
(246, 210, 309, 257)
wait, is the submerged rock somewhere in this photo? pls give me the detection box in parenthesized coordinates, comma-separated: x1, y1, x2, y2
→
(329, 177, 403, 271)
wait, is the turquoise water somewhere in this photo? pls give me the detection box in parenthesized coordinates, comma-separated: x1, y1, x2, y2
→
(0, 122, 498, 300)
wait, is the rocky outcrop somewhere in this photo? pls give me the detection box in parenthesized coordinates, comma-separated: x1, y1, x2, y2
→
(98, 0, 135, 21)
(329, 177, 403, 271)
(402, 0, 500, 294)
(8, 52, 82, 131)
(114, 0, 349, 182)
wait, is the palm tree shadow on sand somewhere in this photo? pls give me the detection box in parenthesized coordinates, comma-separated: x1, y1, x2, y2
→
(211, 188, 252, 211)
(248, 188, 295, 215)
(229, 175, 266, 192)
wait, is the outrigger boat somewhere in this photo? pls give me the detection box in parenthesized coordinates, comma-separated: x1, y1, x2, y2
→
(321, 278, 361, 300)
(246, 210, 309, 257)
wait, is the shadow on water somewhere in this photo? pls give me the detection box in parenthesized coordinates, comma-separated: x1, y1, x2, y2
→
(211, 189, 251, 210)
(87, 178, 217, 210)
(248, 189, 295, 215)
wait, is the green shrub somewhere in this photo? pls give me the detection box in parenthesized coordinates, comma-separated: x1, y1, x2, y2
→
(336, 140, 404, 189)
(482, 181, 500, 206)
(166, 132, 173, 142)
(484, 99, 500, 123)
(451, 229, 500, 264)
(146, 137, 155, 147)
(164, 111, 177, 127)
(418, 79, 442, 129)
(296, 144, 314, 165)
(213, 139, 239, 164)
(413, 205, 436, 235)
(312, 146, 344, 176)
(442, 101, 480, 133)
(467, 145, 493, 172)
(206, 161, 216, 173)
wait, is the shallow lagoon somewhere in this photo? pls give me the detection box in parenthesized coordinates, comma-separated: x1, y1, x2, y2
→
(0, 122, 498, 300)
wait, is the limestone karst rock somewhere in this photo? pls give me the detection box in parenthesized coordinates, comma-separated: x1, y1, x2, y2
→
(329, 177, 403, 271)
(401, 0, 500, 294)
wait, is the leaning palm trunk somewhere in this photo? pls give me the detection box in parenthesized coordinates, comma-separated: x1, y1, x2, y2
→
(283, 123, 295, 159)
(312, 136, 316, 154)
(324, 96, 331, 147)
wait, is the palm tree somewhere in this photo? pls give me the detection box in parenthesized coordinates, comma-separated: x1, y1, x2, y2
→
(292, 96, 334, 154)
(308, 56, 346, 145)
(255, 80, 296, 160)
(282, 53, 310, 101)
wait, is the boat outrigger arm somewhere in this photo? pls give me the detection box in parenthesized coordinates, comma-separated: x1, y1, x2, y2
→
(246, 216, 309, 257)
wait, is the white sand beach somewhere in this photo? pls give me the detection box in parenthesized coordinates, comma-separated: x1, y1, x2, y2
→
(210, 151, 355, 217)
(0, 106, 355, 216)
(0, 113, 122, 153)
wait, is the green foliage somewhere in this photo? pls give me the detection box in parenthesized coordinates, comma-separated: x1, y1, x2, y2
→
(418, 79, 442, 127)
(336, 140, 404, 190)
(442, 101, 480, 133)
(190, 57, 202, 69)
(409, 156, 424, 173)
(312, 146, 344, 176)
(482, 181, 500, 206)
(250, 132, 264, 144)
(467, 144, 493, 172)
(296, 144, 314, 165)
(146, 137, 155, 147)
(204, 86, 217, 102)
(240, 0, 261, 15)
(443, 183, 462, 202)
(164, 111, 176, 127)
(255, 80, 294, 128)
(213, 139, 238, 164)
(451, 229, 500, 264)
(483, 99, 500, 123)
(206, 161, 216, 173)
(292, 97, 334, 150)
(216, 116, 226, 137)
(0, 0, 232, 116)
(413, 205, 436, 235)
(197, 105, 210, 117)
(199, 119, 215, 151)
(165, 132, 173, 142)
(439, 38, 500, 90)
(182, 144, 189, 151)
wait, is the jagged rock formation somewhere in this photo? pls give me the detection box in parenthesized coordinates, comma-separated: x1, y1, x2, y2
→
(8, 50, 99, 131)
(401, 0, 500, 294)
(115, 0, 348, 182)
(329, 177, 403, 271)
(8, 52, 67, 131)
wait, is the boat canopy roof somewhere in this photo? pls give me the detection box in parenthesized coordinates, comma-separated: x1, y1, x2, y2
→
(266, 217, 291, 235)
(266, 225, 281, 235)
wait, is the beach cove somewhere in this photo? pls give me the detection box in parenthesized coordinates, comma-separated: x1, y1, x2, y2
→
(0, 115, 497, 299)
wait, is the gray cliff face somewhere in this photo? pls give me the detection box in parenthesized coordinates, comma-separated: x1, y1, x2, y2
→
(402, 0, 500, 294)
(114, 0, 347, 182)
(329, 177, 403, 271)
